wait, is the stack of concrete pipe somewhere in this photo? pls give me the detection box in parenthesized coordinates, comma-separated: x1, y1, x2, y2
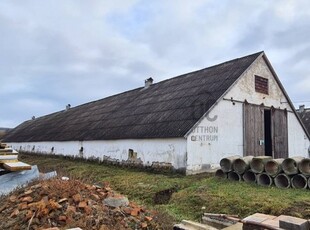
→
(215, 155, 310, 189)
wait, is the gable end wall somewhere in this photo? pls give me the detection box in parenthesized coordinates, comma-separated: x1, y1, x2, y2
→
(186, 56, 310, 174)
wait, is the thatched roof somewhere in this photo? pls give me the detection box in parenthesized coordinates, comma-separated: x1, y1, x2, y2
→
(4, 52, 262, 142)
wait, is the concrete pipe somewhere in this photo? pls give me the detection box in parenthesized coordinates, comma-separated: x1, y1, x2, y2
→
(257, 173, 273, 186)
(265, 159, 284, 177)
(291, 174, 308, 189)
(282, 157, 304, 175)
(243, 170, 257, 183)
(215, 169, 227, 179)
(250, 156, 272, 173)
(233, 156, 253, 174)
(274, 173, 291, 189)
(298, 158, 310, 176)
(227, 171, 242, 181)
(220, 155, 241, 172)
(308, 177, 310, 189)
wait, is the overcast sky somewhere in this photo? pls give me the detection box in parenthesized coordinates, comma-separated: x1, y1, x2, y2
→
(1, 0, 310, 128)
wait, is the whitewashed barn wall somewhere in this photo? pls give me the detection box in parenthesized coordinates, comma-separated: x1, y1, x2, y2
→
(186, 56, 310, 174)
(186, 100, 244, 175)
(8, 138, 187, 169)
(287, 113, 310, 157)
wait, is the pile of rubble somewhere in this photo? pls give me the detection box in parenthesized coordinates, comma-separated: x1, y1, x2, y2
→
(0, 178, 159, 230)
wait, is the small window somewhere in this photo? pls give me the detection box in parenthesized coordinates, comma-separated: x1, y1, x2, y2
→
(128, 149, 137, 159)
(255, 75, 268, 94)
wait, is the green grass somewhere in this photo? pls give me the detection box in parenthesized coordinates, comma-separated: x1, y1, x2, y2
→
(19, 153, 310, 227)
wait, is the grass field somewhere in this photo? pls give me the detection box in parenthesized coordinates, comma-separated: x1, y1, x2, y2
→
(19, 153, 310, 227)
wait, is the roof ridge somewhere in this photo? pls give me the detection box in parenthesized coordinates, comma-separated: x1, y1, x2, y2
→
(149, 51, 264, 86)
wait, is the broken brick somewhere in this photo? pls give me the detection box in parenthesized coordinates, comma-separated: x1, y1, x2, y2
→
(21, 196, 33, 203)
(72, 193, 82, 203)
(66, 205, 76, 214)
(24, 189, 33, 195)
(91, 193, 100, 200)
(84, 206, 92, 215)
(18, 202, 28, 210)
(141, 222, 148, 228)
(131, 208, 140, 216)
(9, 195, 17, 203)
(58, 215, 67, 221)
(78, 201, 87, 208)
(10, 209, 19, 218)
(0, 178, 158, 229)
(145, 216, 153, 221)
(49, 200, 62, 209)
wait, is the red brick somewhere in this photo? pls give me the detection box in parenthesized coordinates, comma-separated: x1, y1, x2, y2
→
(130, 208, 140, 216)
(9, 195, 17, 203)
(78, 201, 87, 208)
(10, 209, 19, 218)
(18, 202, 28, 210)
(24, 189, 33, 195)
(84, 206, 92, 215)
(141, 222, 148, 229)
(66, 205, 76, 214)
(145, 216, 153, 221)
(58, 215, 67, 221)
(21, 196, 33, 203)
(72, 193, 82, 203)
(91, 193, 100, 200)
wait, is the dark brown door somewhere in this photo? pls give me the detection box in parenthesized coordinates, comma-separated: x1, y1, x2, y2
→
(271, 108, 288, 158)
(244, 102, 265, 156)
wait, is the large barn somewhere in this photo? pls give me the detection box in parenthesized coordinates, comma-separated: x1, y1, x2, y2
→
(4, 51, 310, 174)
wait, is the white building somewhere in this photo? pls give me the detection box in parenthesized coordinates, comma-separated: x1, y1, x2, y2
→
(5, 51, 310, 174)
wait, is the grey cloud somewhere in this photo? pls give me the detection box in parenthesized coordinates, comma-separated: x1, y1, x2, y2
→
(1, 1, 310, 127)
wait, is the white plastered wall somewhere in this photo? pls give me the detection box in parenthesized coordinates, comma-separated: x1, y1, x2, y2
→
(8, 138, 187, 169)
(186, 55, 310, 174)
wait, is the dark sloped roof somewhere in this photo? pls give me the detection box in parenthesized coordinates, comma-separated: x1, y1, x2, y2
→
(298, 109, 310, 135)
(4, 51, 262, 142)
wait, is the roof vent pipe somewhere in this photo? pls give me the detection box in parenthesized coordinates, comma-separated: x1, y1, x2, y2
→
(66, 104, 71, 111)
(32, 116, 35, 120)
(144, 77, 153, 88)
(299, 104, 305, 113)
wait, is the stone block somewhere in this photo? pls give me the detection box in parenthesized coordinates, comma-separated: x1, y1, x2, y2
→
(242, 213, 277, 224)
(277, 215, 309, 230)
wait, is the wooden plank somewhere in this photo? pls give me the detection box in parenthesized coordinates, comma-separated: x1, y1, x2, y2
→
(0, 155, 18, 164)
(0, 148, 18, 155)
(244, 103, 265, 156)
(3, 161, 32, 171)
(271, 108, 288, 158)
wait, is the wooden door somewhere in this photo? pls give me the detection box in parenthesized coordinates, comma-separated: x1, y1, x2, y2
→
(271, 108, 288, 158)
(244, 102, 265, 156)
